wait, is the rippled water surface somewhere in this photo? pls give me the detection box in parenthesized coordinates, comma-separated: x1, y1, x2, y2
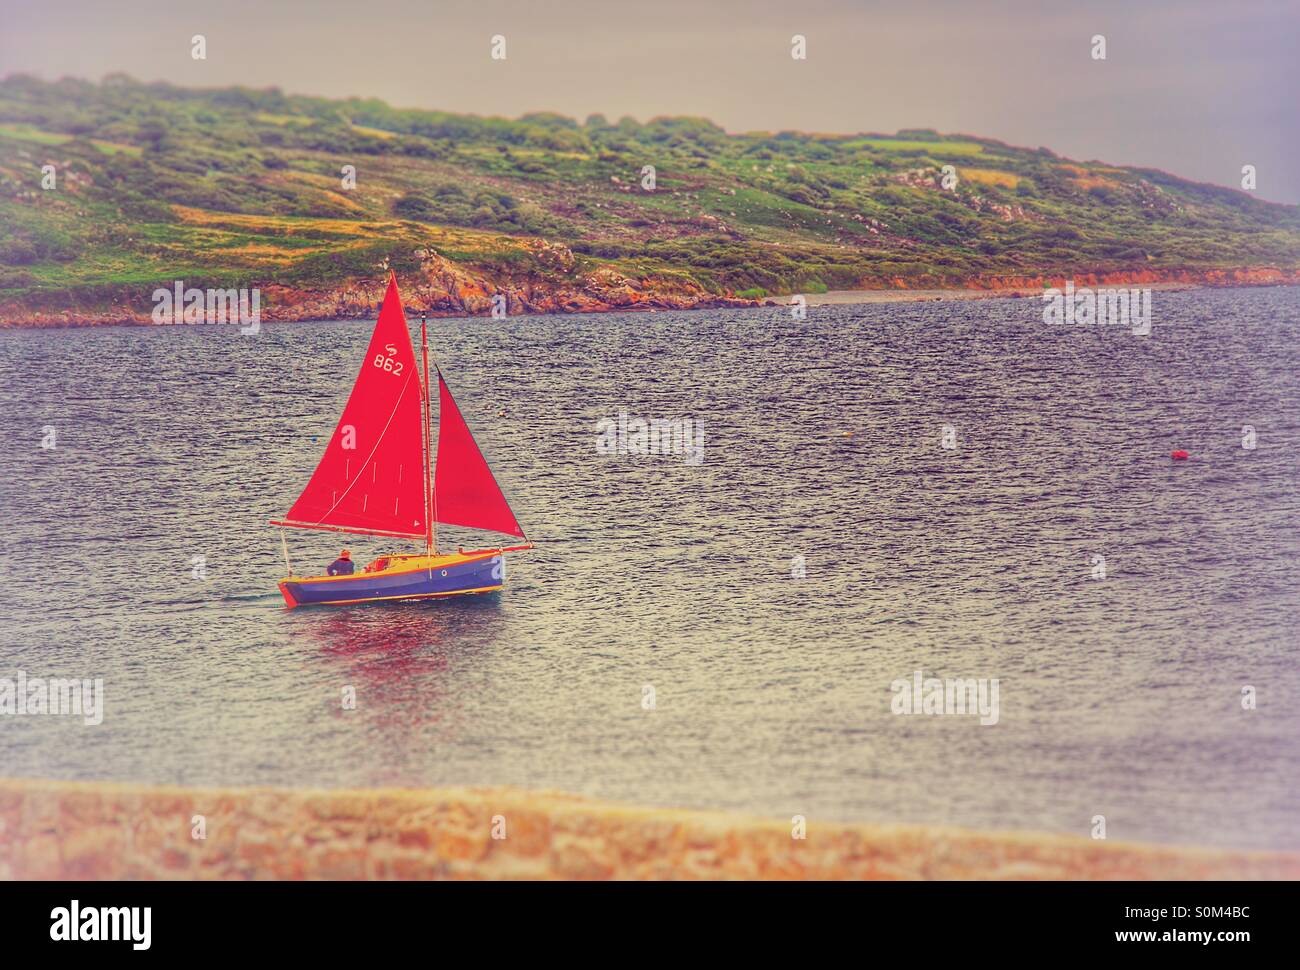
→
(2, 287, 1297, 850)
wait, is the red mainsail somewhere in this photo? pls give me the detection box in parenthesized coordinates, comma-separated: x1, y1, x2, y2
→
(434, 373, 525, 538)
(281, 274, 428, 538)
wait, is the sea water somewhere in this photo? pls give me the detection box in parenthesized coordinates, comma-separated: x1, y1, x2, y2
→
(0, 287, 1296, 849)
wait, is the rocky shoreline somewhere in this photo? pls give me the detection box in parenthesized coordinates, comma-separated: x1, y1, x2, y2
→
(2, 778, 1297, 880)
(0, 265, 1294, 329)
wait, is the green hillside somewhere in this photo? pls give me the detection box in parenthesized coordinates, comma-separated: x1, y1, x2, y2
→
(1, 74, 1297, 320)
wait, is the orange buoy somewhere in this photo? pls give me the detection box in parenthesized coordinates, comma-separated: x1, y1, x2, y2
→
(1171, 450, 1190, 460)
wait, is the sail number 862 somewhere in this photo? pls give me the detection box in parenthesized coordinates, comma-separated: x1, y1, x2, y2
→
(373, 354, 404, 376)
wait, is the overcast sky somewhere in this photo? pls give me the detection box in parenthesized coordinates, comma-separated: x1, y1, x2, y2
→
(2, 0, 1296, 202)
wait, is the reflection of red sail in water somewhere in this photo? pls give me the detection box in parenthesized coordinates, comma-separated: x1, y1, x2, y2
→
(270, 272, 530, 608)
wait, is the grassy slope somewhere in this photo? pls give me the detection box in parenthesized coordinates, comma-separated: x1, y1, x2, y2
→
(0, 74, 1297, 318)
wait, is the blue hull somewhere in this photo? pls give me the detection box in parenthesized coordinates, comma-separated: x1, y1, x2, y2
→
(280, 553, 503, 607)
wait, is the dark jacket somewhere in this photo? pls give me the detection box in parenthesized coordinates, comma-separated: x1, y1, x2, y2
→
(327, 557, 355, 576)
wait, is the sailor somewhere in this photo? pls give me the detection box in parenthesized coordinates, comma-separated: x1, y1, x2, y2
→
(326, 550, 355, 576)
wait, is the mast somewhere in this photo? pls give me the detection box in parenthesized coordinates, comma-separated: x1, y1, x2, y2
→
(420, 312, 437, 556)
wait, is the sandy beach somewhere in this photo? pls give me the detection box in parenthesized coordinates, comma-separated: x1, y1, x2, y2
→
(4, 778, 1298, 881)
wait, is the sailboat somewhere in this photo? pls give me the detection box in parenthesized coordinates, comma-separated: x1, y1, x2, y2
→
(270, 272, 531, 608)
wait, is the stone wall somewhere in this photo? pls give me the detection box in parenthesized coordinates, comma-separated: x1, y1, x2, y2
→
(1, 779, 1296, 880)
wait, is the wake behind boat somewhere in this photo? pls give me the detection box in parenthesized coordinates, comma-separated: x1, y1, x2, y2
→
(269, 272, 531, 607)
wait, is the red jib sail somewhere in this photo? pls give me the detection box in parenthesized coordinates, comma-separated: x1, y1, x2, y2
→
(434, 374, 524, 538)
(282, 274, 428, 538)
